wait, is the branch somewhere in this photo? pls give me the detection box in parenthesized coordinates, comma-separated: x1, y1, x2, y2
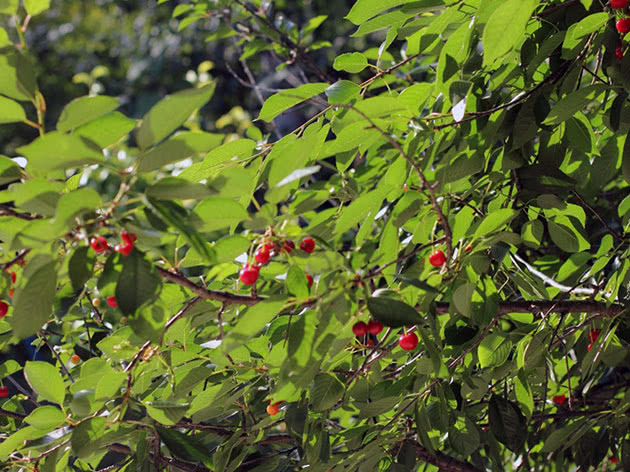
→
(157, 263, 624, 321)
(157, 267, 262, 306)
(0, 408, 26, 420)
(0, 206, 40, 220)
(413, 440, 483, 472)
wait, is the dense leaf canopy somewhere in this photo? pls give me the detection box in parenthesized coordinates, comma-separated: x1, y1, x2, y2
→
(1, 0, 630, 471)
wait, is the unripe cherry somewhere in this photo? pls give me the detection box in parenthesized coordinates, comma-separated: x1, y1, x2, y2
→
(266, 401, 280, 415)
(70, 354, 81, 365)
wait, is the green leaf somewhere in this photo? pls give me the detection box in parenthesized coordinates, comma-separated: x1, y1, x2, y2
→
(346, 0, 406, 25)
(156, 425, 214, 468)
(452, 282, 475, 317)
(54, 188, 102, 227)
(544, 84, 609, 125)
(565, 13, 608, 42)
(0, 155, 21, 185)
(311, 373, 344, 412)
(0, 95, 26, 124)
(488, 395, 527, 452)
(367, 296, 422, 328)
(547, 220, 579, 253)
(137, 131, 224, 172)
(223, 296, 287, 351)
(146, 177, 212, 200)
(478, 334, 512, 368)
(482, 0, 537, 66)
(0, 360, 20, 378)
(136, 83, 216, 149)
(115, 250, 161, 316)
(11, 258, 57, 339)
(0, 0, 18, 15)
(333, 52, 368, 73)
(178, 138, 256, 182)
(258, 83, 329, 122)
(68, 246, 94, 292)
(24, 361, 65, 405)
(325, 80, 361, 105)
(193, 197, 249, 232)
(25, 405, 66, 430)
(145, 401, 189, 425)
(18, 132, 105, 173)
(24, 0, 51, 15)
(622, 127, 630, 186)
(56, 95, 120, 132)
(71, 417, 106, 458)
(0, 48, 37, 101)
(472, 208, 518, 239)
(286, 265, 309, 298)
(74, 111, 136, 149)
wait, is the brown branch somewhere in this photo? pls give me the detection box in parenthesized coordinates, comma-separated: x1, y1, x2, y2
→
(1, 249, 30, 272)
(157, 267, 262, 306)
(413, 440, 483, 472)
(0, 408, 26, 420)
(158, 297, 201, 346)
(0, 206, 41, 220)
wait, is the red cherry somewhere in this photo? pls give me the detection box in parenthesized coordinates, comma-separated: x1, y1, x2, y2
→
(115, 243, 133, 256)
(300, 237, 316, 254)
(611, 0, 628, 8)
(306, 274, 314, 287)
(0, 386, 8, 398)
(616, 46, 625, 60)
(552, 394, 566, 405)
(255, 246, 271, 265)
(588, 329, 600, 343)
(70, 354, 81, 365)
(352, 321, 368, 337)
(464, 244, 473, 252)
(8, 289, 13, 299)
(90, 236, 109, 253)
(610, 456, 619, 464)
(106, 296, 118, 308)
(587, 342, 594, 351)
(239, 264, 260, 285)
(428, 249, 446, 267)
(282, 240, 295, 254)
(366, 339, 375, 347)
(121, 231, 137, 246)
(0, 301, 8, 318)
(617, 18, 630, 34)
(367, 320, 383, 335)
(399, 333, 419, 351)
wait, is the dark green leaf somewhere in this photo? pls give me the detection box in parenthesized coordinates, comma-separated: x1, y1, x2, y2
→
(367, 296, 422, 328)
(115, 250, 161, 316)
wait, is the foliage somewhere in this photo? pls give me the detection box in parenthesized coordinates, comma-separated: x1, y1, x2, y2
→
(1, 0, 630, 471)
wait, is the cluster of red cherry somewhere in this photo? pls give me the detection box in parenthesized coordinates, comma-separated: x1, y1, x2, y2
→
(0, 267, 17, 319)
(239, 237, 316, 286)
(90, 230, 137, 257)
(613, 0, 630, 59)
